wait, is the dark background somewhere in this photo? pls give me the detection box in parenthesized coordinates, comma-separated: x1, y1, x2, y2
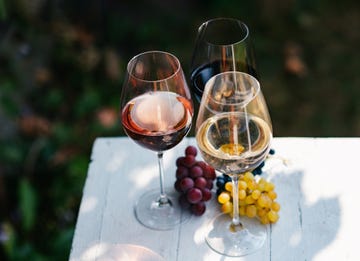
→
(0, 0, 359, 259)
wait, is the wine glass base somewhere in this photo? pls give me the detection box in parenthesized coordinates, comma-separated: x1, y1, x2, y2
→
(135, 188, 191, 230)
(205, 213, 267, 257)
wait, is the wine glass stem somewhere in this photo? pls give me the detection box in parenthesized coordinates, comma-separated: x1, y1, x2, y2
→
(157, 152, 170, 206)
(231, 175, 241, 226)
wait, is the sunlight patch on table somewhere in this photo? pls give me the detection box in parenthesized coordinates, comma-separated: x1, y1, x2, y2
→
(193, 223, 208, 245)
(106, 153, 126, 173)
(80, 196, 98, 213)
(81, 242, 109, 260)
(129, 165, 158, 188)
(289, 230, 302, 247)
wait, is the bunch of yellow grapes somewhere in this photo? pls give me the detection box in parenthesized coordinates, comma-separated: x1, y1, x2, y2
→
(217, 172, 280, 224)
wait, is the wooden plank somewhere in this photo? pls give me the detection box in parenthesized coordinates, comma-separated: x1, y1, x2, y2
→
(70, 137, 360, 260)
(69, 138, 116, 260)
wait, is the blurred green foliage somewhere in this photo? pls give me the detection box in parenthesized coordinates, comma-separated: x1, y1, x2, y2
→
(0, 0, 359, 260)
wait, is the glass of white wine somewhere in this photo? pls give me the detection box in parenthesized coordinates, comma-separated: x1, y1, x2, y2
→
(195, 71, 272, 256)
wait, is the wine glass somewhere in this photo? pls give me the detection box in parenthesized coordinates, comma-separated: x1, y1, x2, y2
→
(120, 51, 194, 230)
(190, 18, 258, 103)
(195, 71, 272, 256)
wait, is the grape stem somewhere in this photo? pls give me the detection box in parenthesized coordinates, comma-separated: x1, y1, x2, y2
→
(157, 152, 171, 206)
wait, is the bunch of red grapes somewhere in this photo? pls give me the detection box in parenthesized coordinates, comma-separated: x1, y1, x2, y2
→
(174, 146, 216, 216)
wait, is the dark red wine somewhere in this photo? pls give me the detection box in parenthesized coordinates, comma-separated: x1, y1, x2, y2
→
(122, 91, 193, 152)
(190, 60, 258, 102)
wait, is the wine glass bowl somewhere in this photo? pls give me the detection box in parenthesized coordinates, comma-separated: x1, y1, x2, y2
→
(195, 71, 272, 256)
(121, 51, 193, 230)
(190, 18, 258, 102)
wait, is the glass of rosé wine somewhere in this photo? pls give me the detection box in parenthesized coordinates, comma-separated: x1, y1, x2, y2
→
(195, 71, 272, 256)
(120, 51, 194, 230)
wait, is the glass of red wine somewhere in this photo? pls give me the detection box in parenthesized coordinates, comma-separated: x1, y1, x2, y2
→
(190, 18, 258, 103)
(120, 51, 194, 230)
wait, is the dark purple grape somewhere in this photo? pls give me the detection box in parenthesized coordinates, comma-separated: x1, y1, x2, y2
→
(176, 166, 189, 179)
(191, 202, 206, 216)
(174, 179, 182, 192)
(190, 165, 203, 179)
(223, 174, 231, 182)
(176, 156, 185, 167)
(185, 145, 197, 157)
(178, 194, 191, 209)
(201, 188, 212, 201)
(186, 188, 203, 204)
(216, 176, 225, 189)
(194, 177, 207, 189)
(178, 155, 196, 168)
(253, 161, 265, 175)
(252, 168, 262, 175)
(196, 161, 207, 171)
(206, 179, 214, 190)
(179, 177, 194, 193)
(203, 165, 216, 180)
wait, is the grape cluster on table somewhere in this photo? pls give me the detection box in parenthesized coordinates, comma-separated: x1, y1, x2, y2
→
(215, 148, 280, 224)
(174, 146, 216, 216)
(174, 146, 280, 222)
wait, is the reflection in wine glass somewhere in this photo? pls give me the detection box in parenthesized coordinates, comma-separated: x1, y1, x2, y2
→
(120, 51, 194, 230)
(190, 18, 258, 103)
(195, 71, 272, 256)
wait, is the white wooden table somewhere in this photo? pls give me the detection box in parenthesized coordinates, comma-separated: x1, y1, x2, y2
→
(69, 137, 360, 261)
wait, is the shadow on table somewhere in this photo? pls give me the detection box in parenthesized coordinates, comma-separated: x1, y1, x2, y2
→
(268, 169, 340, 261)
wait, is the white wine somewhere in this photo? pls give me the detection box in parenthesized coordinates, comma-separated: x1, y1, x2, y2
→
(196, 112, 272, 176)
